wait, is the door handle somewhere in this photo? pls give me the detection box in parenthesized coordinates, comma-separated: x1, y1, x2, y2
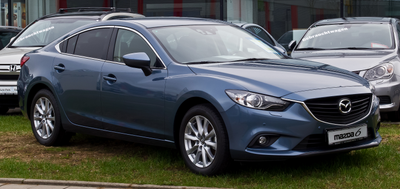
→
(54, 64, 65, 72)
(103, 74, 117, 82)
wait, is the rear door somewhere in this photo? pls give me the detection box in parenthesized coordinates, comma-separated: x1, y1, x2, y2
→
(53, 27, 113, 128)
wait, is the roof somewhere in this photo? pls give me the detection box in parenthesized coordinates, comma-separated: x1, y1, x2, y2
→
(122, 17, 229, 28)
(313, 17, 395, 26)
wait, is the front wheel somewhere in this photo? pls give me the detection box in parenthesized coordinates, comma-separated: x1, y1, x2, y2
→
(30, 89, 71, 146)
(179, 104, 230, 175)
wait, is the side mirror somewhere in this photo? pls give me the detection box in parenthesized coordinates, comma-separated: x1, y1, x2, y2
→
(274, 46, 287, 55)
(288, 40, 297, 51)
(123, 52, 152, 76)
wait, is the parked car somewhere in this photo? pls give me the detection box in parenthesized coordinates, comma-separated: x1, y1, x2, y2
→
(234, 22, 287, 55)
(0, 7, 144, 114)
(18, 17, 381, 175)
(290, 17, 400, 120)
(0, 26, 22, 50)
(277, 29, 307, 53)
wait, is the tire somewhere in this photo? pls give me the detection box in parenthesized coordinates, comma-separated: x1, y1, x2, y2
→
(30, 89, 71, 146)
(179, 104, 230, 175)
(0, 106, 9, 115)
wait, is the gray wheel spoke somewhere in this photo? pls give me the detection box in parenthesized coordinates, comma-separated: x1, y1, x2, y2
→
(40, 98, 46, 113)
(33, 115, 42, 121)
(205, 141, 217, 149)
(201, 147, 207, 167)
(193, 150, 202, 164)
(195, 116, 204, 136)
(205, 129, 215, 140)
(35, 122, 43, 130)
(186, 144, 198, 155)
(46, 120, 54, 131)
(45, 99, 50, 114)
(47, 116, 55, 121)
(184, 133, 198, 142)
(35, 104, 44, 115)
(187, 122, 198, 137)
(205, 147, 215, 162)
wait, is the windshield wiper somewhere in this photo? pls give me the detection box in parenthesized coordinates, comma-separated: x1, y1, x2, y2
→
(184, 61, 228, 64)
(295, 47, 326, 50)
(327, 47, 374, 50)
(230, 58, 269, 62)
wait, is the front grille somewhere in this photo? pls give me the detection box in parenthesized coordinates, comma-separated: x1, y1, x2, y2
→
(293, 128, 374, 150)
(305, 94, 371, 125)
(378, 96, 391, 105)
(0, 75, 19, 80)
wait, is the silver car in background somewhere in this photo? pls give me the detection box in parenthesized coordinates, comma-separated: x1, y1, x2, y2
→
(290, 17, 400, 120)
(0, 7, 143, 114)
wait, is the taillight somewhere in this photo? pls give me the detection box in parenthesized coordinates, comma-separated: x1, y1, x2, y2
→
(20, 56, 30, 67)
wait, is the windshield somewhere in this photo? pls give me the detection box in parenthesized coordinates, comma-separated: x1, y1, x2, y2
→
(297, 24, 393, 50)
(11, 17, 95, 47)
(151, 25, 283, 63)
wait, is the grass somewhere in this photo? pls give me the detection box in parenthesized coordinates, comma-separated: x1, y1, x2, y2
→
(0, 114, 400, 188)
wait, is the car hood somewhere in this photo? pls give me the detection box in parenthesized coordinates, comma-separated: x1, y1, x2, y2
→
(291, 50, 396, 71)
(187, 59, 369, 97)
(0, 47, 38, 64)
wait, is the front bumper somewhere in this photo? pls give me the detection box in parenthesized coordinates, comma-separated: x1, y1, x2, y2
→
(223, 95, 381, 161)
(373, 79, 400, 112)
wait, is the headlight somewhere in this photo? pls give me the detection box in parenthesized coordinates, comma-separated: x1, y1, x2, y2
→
(225, 90, 289, 111)
(364, 63, 394, 81)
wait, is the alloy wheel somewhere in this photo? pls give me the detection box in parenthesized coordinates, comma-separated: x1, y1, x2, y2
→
(184, 115, 217, 168)
(33, 97, 55, 139)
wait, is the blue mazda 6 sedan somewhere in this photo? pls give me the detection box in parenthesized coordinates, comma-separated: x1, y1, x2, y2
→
(18, 17, 382, 175)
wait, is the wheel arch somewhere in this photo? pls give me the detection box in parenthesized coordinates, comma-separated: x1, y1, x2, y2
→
(173, 97, 228, 149)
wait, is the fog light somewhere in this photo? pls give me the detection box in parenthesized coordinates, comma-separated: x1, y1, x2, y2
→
(259, 136, 268, 145)
(248, 134, 280, 148)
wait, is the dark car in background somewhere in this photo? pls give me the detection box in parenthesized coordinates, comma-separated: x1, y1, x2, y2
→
(0, 7, 143, 114)
(0, 26, 22, 50)
(18, 17, 380, 175)
(234, 22, 287, 55)
(291, 17, 400, 120)
(277, 29, 307, 53)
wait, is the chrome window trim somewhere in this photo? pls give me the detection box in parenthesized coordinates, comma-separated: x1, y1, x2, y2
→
(282, 97, 373, 126)
(114, 26, 167, 69)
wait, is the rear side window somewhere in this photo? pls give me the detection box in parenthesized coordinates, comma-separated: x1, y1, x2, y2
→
(246, 26, 274, 45)
(62, 28, 112, 59)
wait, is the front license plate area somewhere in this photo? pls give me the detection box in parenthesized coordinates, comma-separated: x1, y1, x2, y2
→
(0, 87, 17, 95)
(327, 124, 368, 145)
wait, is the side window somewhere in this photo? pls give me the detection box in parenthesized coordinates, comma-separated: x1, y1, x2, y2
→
(66, 35, 78, 54)
(74, 28, 112, 59)
(247, 26, 274, 45)
(113, 29, 160, 68)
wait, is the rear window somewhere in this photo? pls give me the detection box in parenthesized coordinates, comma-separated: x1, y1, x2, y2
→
(11, 17, 95, 47)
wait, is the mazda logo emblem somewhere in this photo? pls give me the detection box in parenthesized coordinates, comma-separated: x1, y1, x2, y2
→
(339, 98, 352, 114)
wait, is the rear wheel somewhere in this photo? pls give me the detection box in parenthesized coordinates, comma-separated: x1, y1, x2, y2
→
(30, 89, 71, 146)
(179, 104, 230, 175)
